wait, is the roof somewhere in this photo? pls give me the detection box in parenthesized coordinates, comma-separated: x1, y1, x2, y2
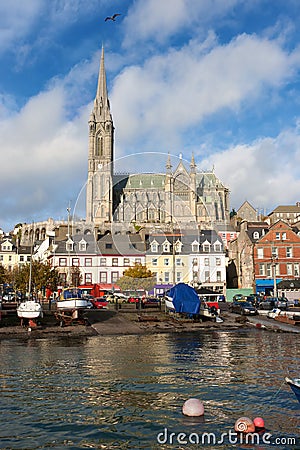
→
(269, 205, 300, 215)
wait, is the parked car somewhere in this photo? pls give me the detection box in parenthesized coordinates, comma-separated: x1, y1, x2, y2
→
(230, 301, 257, 315)
(91, 297, 109, 309)
(140, 297, 161, 309)
(232, 294, 245, 302)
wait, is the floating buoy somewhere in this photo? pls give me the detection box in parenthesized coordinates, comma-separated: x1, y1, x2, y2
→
(182, 398, 204, 417)
(234, 417, 255, 433)
(253, 417, 265, 429)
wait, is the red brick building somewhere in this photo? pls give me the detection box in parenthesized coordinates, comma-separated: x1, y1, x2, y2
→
(254, 220, 300, 294)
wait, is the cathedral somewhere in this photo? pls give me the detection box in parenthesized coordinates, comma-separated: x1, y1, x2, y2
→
(86, 47, 230, 233)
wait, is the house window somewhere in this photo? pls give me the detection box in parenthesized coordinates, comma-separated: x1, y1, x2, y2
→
(152, 258, 158, 266)
(175, 258, 182, 266)
(257, 248, 264, 259)
(271, 247, 278, 258)
(294, 263, 299, 277)
(85, 273, 92, 284)
(111, 272, 119, 283)
(124, 258, 130, 266)
(216, 257, 221, 266)
(99, 272, 107, 283)
(27, 256, 31, 262)
(72, 258, 79, 266)
(204, 258, 209, 266)
(0, 255, 3, 261)
(59, 258, 67, 267)
(192, 242, 199, 252)
(105, 243, 112, 249)
(276, 232, 280, 240)
(286, 247, 292, 258)
(163, 242, 170, 252)
(259, 263, 265, 276)
(151, 242, 158, 252)
(164, 258, 169, 266)
(20, 256, 24, 262)
(85, 258, 92, 267)
(100, 258, 107, 266)
(282, 232, 287, 240)
(204, 271, 210, 281)
(287, 263, 293, 276)
(79, 241, 86, 251)
(164, 272, 170, 282)
(214, 244, 222, 252)
(66, 240, 73, 251)
(112, 258, 118, 267)
(176, 272, 182, 282)
(135, 258, 141, 264)
(203, 244, 210, 252)
(266, 263, 272, 277)
(253, 231, 259, 239)
(216, 271, 221, 282)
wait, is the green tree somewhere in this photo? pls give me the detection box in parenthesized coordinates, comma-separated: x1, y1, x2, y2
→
(14, 260, 59, 295)
(117, 263, 156, 293)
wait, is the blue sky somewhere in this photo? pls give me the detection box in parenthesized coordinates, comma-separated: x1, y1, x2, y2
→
(1, 0, 300, 232)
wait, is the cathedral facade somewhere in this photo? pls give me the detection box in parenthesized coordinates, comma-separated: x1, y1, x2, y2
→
(86, 48, 230, 233)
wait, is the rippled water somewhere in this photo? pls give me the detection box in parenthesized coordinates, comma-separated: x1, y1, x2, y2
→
(0, 329, 299, 449)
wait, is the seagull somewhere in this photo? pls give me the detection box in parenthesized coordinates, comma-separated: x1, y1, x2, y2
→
(105, 13, 121, 22)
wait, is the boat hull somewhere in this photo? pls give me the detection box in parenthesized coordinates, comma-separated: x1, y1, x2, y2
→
(56, 299, 89, 310)
(285, 377, 300, 403)
(17, 301, 43, 319)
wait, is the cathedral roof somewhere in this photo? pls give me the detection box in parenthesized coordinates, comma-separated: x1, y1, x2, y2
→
(114, 173, 165, 190)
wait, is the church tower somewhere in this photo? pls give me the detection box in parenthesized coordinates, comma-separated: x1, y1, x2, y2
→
(86, 47, 114, 226)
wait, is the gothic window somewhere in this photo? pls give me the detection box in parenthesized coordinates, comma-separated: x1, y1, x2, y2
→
(96, 135, 103, 156)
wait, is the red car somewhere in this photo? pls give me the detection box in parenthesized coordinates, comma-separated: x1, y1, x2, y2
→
(91, 297, 109, 309)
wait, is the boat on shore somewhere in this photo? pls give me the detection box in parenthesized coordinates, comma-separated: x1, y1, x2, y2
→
(199, 300, 223, 322)
(56, 287, 90, 310)
(17, 300, 43, 319)
(285, 377, 300, 403)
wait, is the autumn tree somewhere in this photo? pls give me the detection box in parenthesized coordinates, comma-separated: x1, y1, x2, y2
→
(117, 263, 156, 293)
(14, 260, 59, 295)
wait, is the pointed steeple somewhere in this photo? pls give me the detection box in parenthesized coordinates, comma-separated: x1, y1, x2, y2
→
(166, 152, 172, 173)
(94, 46, 112, 122)
(190, 152, 196, 173)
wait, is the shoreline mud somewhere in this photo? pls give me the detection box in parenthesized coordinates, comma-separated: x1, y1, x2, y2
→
(0, 307, 299, 340)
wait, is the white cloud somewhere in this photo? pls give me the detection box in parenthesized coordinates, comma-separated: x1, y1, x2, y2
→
(206, 127, 300, 211)
(112, 33, 300, 154)
(123, 0, 243, 47)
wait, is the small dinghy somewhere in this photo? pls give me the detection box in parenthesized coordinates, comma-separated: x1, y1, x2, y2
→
(285, 377, 300, 404)
(17, 300, 43, 319)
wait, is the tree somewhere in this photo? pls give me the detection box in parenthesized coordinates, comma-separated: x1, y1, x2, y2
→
(117, 263, 156, 293)
(14, 260, 59, 295)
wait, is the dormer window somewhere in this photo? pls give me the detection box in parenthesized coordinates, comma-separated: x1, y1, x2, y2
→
(174, 240, 182, 253)
(202, 240, 210, 252)
(214, 242, 222, 252)
(191, 241, 199, 252)
(162, 240, 171, 252)
(151, 240, 159, 253)
(66, 238, 74, 252)
(79, 239, 87, 251)
(253, 231, 259, 239)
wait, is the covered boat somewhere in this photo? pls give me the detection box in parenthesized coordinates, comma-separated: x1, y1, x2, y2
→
(285, 377, 300, 403)
(56, 287, 90, 310)
(17, 300, 43, 319)
(167, 283, 200, 315)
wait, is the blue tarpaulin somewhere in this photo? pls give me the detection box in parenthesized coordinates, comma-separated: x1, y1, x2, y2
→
(168, 283, 200, 315)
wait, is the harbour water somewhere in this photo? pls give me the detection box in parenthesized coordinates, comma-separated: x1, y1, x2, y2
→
(0, 329, 299, 449)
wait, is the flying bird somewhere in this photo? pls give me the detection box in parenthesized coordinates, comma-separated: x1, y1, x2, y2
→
(105, 13, 121, 22)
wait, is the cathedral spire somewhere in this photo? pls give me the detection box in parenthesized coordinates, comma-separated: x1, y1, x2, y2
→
(94, 46, 111, 121)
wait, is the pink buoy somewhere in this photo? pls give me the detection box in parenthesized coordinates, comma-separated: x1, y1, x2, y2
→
(253, 417, 265, 429)
(182, 398, 204, 417)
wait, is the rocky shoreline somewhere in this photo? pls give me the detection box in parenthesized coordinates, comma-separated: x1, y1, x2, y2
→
(0, 307, 299, 340)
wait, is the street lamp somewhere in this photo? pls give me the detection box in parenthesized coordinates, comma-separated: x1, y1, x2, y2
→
(271, 253, 278, 297)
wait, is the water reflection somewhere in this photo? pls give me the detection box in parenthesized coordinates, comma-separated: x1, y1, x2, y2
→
(0, 330, 299, 449)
